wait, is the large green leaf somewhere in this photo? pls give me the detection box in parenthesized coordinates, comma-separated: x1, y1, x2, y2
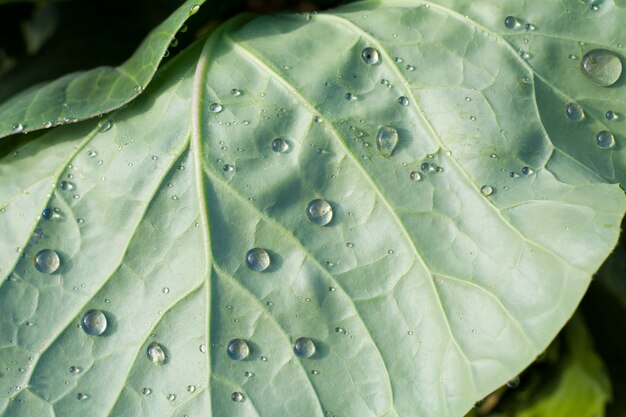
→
(0, 0, 205, 139)
(0, 1, 625, 417)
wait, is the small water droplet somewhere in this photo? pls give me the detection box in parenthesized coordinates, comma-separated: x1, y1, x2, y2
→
(223, 164, 234, 173)
(34, 249, 60, 274)
(346, 242, 354, 248)
(142, 387, 152, 396)
(69, 366, 80, 375)
(293, 337, 316, 358)
(525, 23, 536, 31)
(260, 356, 268, 362)
(394, 56, 404, 63)
(97, 120, 112, 132)
(329, 287, 336, 292)
(231, 88, 242, 97)
(376, 125, 399, 157)
(504, 16, 521, 30)
(81, 309, 107, 336)
(420, 162, 435, 173)
(481, 185, 494, 196)
(199, 344, 207, 353)
(521, 166, 534, 176)
(506, 376, 521, 388)
(244, 371, 254, 377)
(87, 150, 97, 158)
(314, 115, 322, 123)
(146, 341, 166, 364)
(41, 208, 53, 220)
(187, 385, 196, 393)
(518, 49, 531, 60)
(568, 53, 578, 60)
(271, 138, 290, 153)
(345, 92, 357, 101)
(410, 171, 422, 181)
(231, 392, 244, 402)
(565, 102, 585, 122)
(595, 130, 616, 149)
(245, 248, 270, 272)
(226, 339, 250, 360)
(189, 4, 200, 14)
(76, 393, 88, 401)
(581, 49, 623, 86)
(398, 96, 409, 106)
(11, 123, 24, 133)
(306, 199, 333, 226)
(59, 181, 75, 191)
(162, 287, 170, 294)
(469, 116, 476, 121)
(606, 110, 619, 120)
(406, 64, 415, 71)
(168, 393, 176, 401)
(361, 47, 380, 65)
(209, 103, 223, 113)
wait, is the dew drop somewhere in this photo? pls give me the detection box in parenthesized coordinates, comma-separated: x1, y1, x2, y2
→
(223, 164, 234, 172)
(59, 181, 75, 191)
(226, 339, 250, 360)
(507, 376, 521, 388)
(481, 185, 494, 196)
(360, 47, 380, 65)
(345, 92, 356, 101)
(97, 120, 111, 132)
(189, 4, 200, 14)
(34, 249, 60, 274)
(41, 208, 53, 220)
(394, 57, 404, 63)
(209, 103, 223, 113)
(271, 138, 290, 153)
(245, 248, 270, 272)
(87, 150, 97, 158)
(306, 199, 333, 226)
(76, 393, 88, 401)
(80, 309, 107, 336)
(187, 385, 196, 393)
(410, 171, 422, 181)
(11, 123, 24, 133)
(142, 388, 152, 396)
(606, 110, 618, 121)
(346, 242, 354, 248)
(231, 392, 244, 402)
(293, 337, 316, 358)
(521, 166, 534, 176)
(504, 16, 521, 30)
(162, 287, 170, 294)
(420, 162, 435, 173)
(581, 49, 623, 86)
(565, 102, 585, 122)
(69, 366, 81, 375)
(199, 344, 207, 353)
(595, 130, 615, 149)
(244, 371, 254, 377)
(525, 23, 536, 31)
(168, 393, 176, 401)
(398, 96, 409, 106)
(406, 64, 415, 71)
(376, 125, 399, 157)
(147, 341, 166, 364)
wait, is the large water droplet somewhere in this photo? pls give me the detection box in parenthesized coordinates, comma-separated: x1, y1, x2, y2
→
(226, 339, 250, 360)
(504, 16, 521, 30)
(97, 120, 111, 132)
(306, 199, 333, 226)
(521, 166, 534, 176)
(376, 126, 399, 157)
(565, 102, 585, 122)
(245, 248, 270, 272)
(581, 49, 623, 86)
(231, 392, 245, 402)
(481, 185, 494, 196)
(361, 47, 380, 65)
(209, 103, 223, 113)
(507, 376, 521, 388)
(409, 171, 422, 181)
(293, 337, 316, 358)
(147, 341, 166, 364)
(271, 138, 289, 153)
(41, 208, 53, 220)
(81, 309, 107, 336)
(606, 110, 619, 121)
(595, 130, 615, 149)
(34, 249, 60, 274)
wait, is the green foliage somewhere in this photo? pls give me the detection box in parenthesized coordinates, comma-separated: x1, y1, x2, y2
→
(0, 1, 625, 417)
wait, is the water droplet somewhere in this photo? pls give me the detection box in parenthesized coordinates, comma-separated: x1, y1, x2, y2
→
(525, 23, 536, 31)
(581, 49, 623, 86)
(226, 339, 250, 360)
(420, 162, 435, 173)
(306, 199, 333, 226)
(293, 337, 316, 358)
(504, 16, 521, 30)
(507, 376, 521, 388)
(187, 385, 196, 393)
(244, 371, 254, 377)
(223, 164, 234, 172)
(260, 356, 268, 361)
(209, 103, 223, 113)
(394, 56, 404, 63)
(81, 309, 107, 336)
(59, 181, 75, 191)
(345, 92, 357, 101)
(481, 185, 494, 196)
(76, 393, 88, 401)
(469, 116, 476, 121)
(42, 121, 52, 128)
(398, 96, 409, 106)
(189, 4, 200, 14)
(147, 341, 166, 364)
(565, 102, 585, 122)
(346, 242, 354, 248)
(606, 110, 619, 120)
(509, 171, 519, 178)
(521, 166, 534, 176)
(271, 138, 290, 153)
(142, 388, 152, 395)
(97, 120, 111, 132)
(410, 171, 422, 181)
(231, 392, 244, 402)
(360, 47, 380, 65)
(69, 365, 80, 375)
(168, 393, 176, 401)
(376, 126, 399, 157)
(41, 208, 53, 220)
(595, 130, 616, 149)
(245, 248, 270, 272)
(11, 123, 24, 133)
(568, 53, 578, 60)
(314, 115, 322, 123)
(87, 150, 97, 158)
(34, 249, 60, 274)
(199, 344, 207, 353)
(162, 287, 170, 294)
(406, 64, 415, 71)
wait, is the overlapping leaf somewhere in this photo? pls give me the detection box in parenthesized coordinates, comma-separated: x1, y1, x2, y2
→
(0, 1, 624, 417)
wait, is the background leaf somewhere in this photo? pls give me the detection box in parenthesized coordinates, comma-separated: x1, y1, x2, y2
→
(0, 1, 625, 417)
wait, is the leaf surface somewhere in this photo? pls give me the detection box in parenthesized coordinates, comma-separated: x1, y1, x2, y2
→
(0, 1, 625, 417)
